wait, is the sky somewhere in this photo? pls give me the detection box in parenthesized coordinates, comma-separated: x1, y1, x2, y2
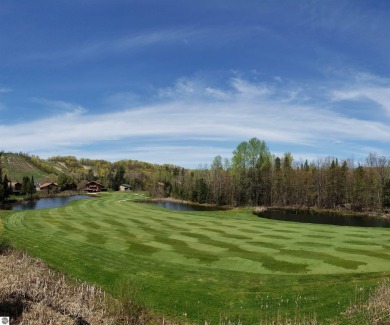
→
(1, 0, 390, 167)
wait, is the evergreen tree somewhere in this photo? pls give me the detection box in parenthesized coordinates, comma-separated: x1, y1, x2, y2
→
(337, 161, 348, 207)
(111, 166, 126, 191)
(325, 160, 338, 208)
(272, 157, 282, 206)
(281, 153, 294, 205)
(352, 165, 367, 211)
(193, 178, 209, 203)
(21, 176, 30, 195)
(28, 176, 36, 197)
(3, 174, 11, 199)
(0, 156, 4, 202)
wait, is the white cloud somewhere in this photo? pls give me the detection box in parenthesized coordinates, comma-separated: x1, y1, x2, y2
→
(230, 78, 271, 98)
(331, 73, 390, 116)
(158, 78, 206, 99)
(31, 98, 86, 114)
(204, 87, 230, 100)
(1, 76, 389, 166)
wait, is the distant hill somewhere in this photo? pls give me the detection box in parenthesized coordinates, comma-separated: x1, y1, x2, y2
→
(0, 152, 166, 190)
(0, 153, 51, 182)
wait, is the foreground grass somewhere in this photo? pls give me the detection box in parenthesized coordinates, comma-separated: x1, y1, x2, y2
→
(1, 192, 390, 323)
(341, 279, 390, 324)
(0, 247, 170, 324)
(0, 247, 388, 325)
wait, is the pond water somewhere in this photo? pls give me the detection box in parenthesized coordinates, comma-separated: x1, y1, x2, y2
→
(255, 209, 390, 228)
(142, 201, 223, 212)
(3, 195, 91, 211)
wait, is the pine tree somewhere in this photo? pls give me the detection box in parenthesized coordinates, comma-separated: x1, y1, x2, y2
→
(0, 159, 4, 202)
(3, 174, 10, 199)
(28, 176, 36, 197)
(21, 176, 30, 195)
(352, 165, 367, 211)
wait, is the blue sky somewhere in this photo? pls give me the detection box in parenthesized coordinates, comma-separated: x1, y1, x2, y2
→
(1, 0, 390, 167)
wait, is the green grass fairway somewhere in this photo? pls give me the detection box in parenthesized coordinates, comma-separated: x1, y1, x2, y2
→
(2, 192, 390, 323)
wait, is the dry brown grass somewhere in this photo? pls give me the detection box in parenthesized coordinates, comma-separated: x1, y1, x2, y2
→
(0, 248, 166, 325)
(341, 280, 390, 324)
(366, 280, 390, 324)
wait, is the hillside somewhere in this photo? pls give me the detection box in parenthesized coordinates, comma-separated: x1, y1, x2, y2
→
(0, 153, 51, 182)
(0, 152, 162, 190)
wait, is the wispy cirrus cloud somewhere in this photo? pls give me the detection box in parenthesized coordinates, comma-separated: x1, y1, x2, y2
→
(31, 98, 86, 114)
(1, 75, 389, 166)
(14, 28, 198, 65)
(330, 72, 390, 116)
(332, 87, 390, 116)
(16, 26, 257, 65)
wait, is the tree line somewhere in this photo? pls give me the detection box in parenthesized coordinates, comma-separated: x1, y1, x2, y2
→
(147, 138, 390, 212)
(2, 141, 390, 212)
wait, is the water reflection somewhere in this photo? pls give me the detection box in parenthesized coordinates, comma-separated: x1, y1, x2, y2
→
(256, 209, 390, 228)
(4, 195, 91, 211)
(142, 201, 222, 212)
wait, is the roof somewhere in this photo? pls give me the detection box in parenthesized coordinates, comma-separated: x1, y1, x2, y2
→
(86, 181, 103, 186)
(40, 182, 58, 188)
(120, 184, 131, 188)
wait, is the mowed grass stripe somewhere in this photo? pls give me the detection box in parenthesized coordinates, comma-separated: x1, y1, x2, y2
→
(41, 195, 390, 272)
(6, 192, 390, 274)
(2, 192, 390, 323)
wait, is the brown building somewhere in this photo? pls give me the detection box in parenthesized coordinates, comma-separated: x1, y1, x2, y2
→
(39, 182, 59, 194)
(6, 180, 22, 195)
(85, 181, 104, 192)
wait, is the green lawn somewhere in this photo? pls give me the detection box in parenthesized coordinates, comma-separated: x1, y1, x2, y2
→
(1, 192, 390, 323)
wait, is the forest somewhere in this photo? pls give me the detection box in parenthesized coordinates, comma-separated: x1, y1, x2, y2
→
(1, 138, 390, 212)
(148, 138, 390, 212)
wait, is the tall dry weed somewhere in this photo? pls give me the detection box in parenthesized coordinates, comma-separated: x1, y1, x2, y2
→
(0, 249, 164, 325)
(342, 280, 390, 324)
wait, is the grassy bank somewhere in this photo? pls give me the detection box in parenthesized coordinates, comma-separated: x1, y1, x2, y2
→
(0, 247, 172, 324)
(1, 192, 390, 323)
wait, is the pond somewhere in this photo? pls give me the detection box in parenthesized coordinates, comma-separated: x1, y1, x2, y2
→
(142, 201, 223, 212)
(255, 209, 390, 228)
(2, 195, 91, 211)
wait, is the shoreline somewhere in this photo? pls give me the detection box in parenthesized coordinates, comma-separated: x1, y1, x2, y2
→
(150, 195, 390, 219)
(142, 196, 231, 210)
(260, 205, 390, 220)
